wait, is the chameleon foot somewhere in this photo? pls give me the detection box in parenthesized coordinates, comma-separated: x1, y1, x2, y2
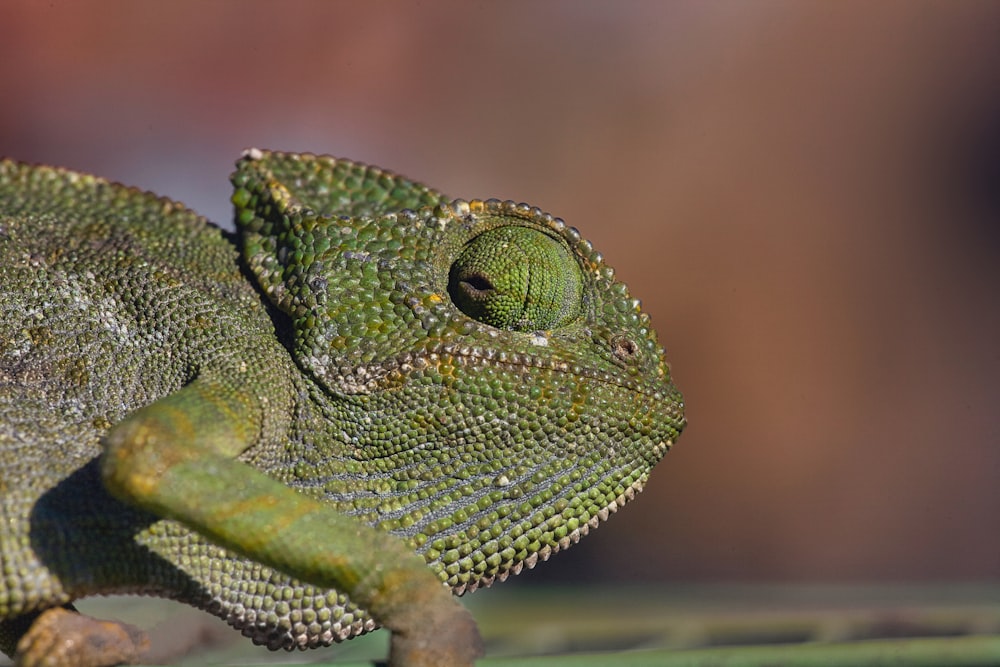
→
(14, 607, 150, 667)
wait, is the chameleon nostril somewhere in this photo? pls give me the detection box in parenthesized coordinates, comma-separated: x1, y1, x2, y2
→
(610, 334, 639, 361)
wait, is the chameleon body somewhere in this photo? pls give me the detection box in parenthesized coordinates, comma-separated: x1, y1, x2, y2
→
(0, 150, 685, 666)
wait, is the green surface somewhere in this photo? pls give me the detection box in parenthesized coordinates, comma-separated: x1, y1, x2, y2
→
(24, 584, 995, 665)
(473, 637, 1000, 667)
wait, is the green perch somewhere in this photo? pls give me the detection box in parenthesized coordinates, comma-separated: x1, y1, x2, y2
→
(0, 150, 685, 666)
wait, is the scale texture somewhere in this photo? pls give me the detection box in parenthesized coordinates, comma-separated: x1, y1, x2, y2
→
(0, 150, 685, 666)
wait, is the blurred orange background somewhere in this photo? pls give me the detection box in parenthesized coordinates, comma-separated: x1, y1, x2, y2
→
(1, 1, 997, 585)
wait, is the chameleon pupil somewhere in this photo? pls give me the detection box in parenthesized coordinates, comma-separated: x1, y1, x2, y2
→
(460, 273, 494, 296)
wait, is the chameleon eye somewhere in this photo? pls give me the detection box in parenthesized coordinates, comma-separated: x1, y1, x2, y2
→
(448, 225, 583, 331)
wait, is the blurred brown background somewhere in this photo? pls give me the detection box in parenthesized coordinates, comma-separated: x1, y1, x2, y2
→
(1, 1, 997, 586)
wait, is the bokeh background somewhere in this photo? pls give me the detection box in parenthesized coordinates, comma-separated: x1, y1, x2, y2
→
(2, 0, 997, 593)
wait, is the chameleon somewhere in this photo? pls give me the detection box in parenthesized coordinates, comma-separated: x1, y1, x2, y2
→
(0, 149, 686, 667)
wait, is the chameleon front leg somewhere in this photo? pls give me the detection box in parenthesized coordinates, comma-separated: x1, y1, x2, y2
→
(98, 380, 483, 667)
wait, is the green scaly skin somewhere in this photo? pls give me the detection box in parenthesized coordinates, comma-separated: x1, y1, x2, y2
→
(0, 150, 686, 666)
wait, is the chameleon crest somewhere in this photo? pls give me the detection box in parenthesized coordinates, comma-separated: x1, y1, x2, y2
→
(0, 150, 685, 666)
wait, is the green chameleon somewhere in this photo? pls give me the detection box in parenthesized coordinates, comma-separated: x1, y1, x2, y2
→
(0, 149, 686, 667)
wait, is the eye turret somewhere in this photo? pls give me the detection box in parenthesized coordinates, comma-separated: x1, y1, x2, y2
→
(448, 225, 582, 331)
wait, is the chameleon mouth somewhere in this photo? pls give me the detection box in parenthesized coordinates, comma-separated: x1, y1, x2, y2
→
(333, 342, 674, 404)
(451, 466, 664, 596)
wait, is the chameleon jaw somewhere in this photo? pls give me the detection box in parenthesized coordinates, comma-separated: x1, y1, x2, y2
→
(450, 470, 656, 596)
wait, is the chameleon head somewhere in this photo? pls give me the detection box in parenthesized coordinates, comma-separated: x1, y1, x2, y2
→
(233, 151, 685, 592)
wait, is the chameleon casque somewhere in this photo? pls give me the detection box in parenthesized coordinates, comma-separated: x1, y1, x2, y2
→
(0, 149, 686, 666)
